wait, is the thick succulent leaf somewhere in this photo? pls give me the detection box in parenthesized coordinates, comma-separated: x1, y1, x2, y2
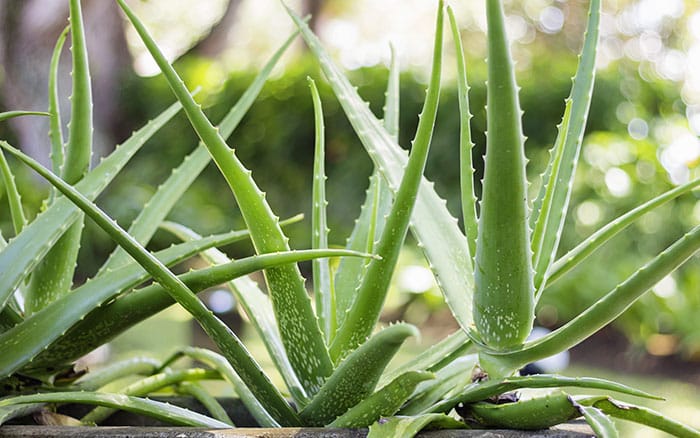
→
(308, 77, 333, 341)
(161, 220, 309, 408)
(380, 330, 472, 386)
(399, 355, 478, 416)
(117, 0, 333, 396)
(474, 0, 534, 353)
(546, 177, 700, 286)
(447, 6, 478, 257)
(4, 226, 316, 376)
(531, 0, 601, 294)
(74, 357, 161, 390)
(300, 323, 419, 426)
(286, 1, 474, 335)
(0, 146, 27, 234)
(2, 142, 301, 426)
(0, 111, 50, 122)
(578, 396, 700, 438)
(0, 100, 182, 310)
(367, 414, 465, 438)
(399, 357, 474, 416)
(177, 382, 234, 426)
(0, 392, 229, 428)
(81, 368, 222, 425)
(578, 405, 618, 438)
(333, 49, 399, 332)
(24, 0, 94, 314)
(98, 30, 297, 275)
(329, 0, 444, 361)
(482, 223, 700, 374)
(460, 391, 578, 430)
(329, 371, 434, 428)
(172, 348, 277, 427)
(432, 374, 660, 414)
(48, 26, 69, 176)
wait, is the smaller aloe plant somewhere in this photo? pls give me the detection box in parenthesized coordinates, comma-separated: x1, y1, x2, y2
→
(0, 1, 698, 437)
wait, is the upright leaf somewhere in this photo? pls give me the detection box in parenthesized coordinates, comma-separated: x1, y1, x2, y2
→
(117, 0, 333, 396)
(25, 0, 93, 314)
(48, 26, 69, 177)
(530, 0, 601, 294)
(0, 147, 27, 234)
(329, 1, 444, 360)
(474, 0, 534, 355)
(286, 1, 475, 335)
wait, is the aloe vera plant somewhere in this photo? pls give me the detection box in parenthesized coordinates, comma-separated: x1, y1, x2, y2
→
(1, 0, 699, 437)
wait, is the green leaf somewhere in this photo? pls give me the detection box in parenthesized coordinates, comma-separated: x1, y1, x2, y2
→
(0, 392, 229, 428)
(329, 371, 434, 428)
(329, 0, 444, 361)
(578, 396, 700, 438)
(482, 223, 700, 373)
(367, 414, 465, 438)
(0, 99, 183, 311)
(0, 146, 27, 234)
(171, 348, 277, 427)
(300, 323, 419, 426)
(286, 0, 474, 336)
(432, 374, 661, 414)
(447, 6, 478, 258)
(117, 0, 333, 396)
(546, 177, 700, 286)
(460, 390, 578, 430)
(578, 405, 619, 438)
(474, 0, 534, 354)
(74, 357, 161, 390)
(308, 77, 333, 342)
(177, 382, 234, 426)
(530, 0, 601, 295)
(2, 141, 301, 426)
(0, 111, 50, 122)
(97, 29, 298, 275)
(48, 26, 69, 177)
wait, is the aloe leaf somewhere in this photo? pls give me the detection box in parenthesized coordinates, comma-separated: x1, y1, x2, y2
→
(447, 7, 478, 257)
(49, 26, 69, 176)
(117, 0, 333, 396)
(400, 356, 477, 416)
(24, 0, 95, 315)
(75, 357, 161, 390)
(474, 0, 534, 354)
(367, 414, 465, 438)
(546, 177, 700, 287)
(4, 227, 300, 376)
(530, 0, 601, 294)
(329, 371, 434, 428)
(160, 220, 309, 407)
(286, 2, 474, 334)
(0, 99, 182, 312)
(380, 330, 472, 387)
(98, 30, 298, 275)
(578, 404, 618, 438)
(173, 347, 278, 427)
(82, 368, 222, 425)
(0, 392, 230, 428)
(300, 323, 419, 426)
(0, 146, 27, 234)
(329, 0, 444, 361)
(483, 223, 700, 374)
(0, 111, 50, 122)
(432, 374, 661, 414)
(333, 47, 399, 330)
(2, 142, 302, 426)
(308, 77, 334, 341)
(578, 396, 700, 438)
(177, 382, 234, 426)
(461, 391, 579, 430)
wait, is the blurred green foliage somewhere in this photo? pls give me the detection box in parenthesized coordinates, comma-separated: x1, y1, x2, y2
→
(2, 50, 698, 361)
